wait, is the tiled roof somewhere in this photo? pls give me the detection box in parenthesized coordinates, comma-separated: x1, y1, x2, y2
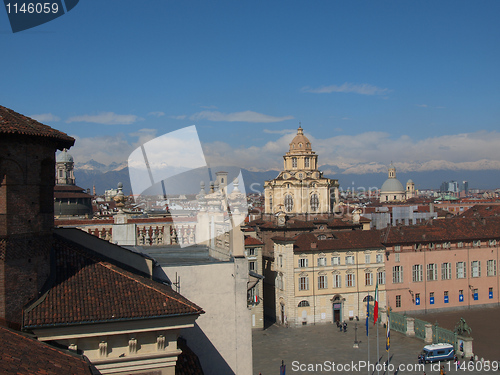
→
(24, 235, 203, 328)
(0, 326, 94, 375)
(295, 231, 384, 252)
(0, 105, 74, 148)
(458, 204, 500, 218)
(244, 236, 264, 246)
(382, 217, 500, 245)
(273, 231, 384, 252)
(175, 337, 204, 375)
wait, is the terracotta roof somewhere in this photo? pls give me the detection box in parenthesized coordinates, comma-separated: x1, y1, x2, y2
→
(244, 236, 264, 246)
(273, 231, 385, 252)
(0, 326, 94, 375)
(0, 105, 74, 149)
(382, 217, 500, 245)
(175, 337, 204, 375)
(458, 204, 500, 218)
(24, 235, 203, 328)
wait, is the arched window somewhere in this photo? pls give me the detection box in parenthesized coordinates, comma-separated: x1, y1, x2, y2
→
(285, 194, 293, 212)
(363, 295, 374, 302)
(298, 300, 310, 307)
(292, 157, 297, 168)
(310, 194, 319, 211)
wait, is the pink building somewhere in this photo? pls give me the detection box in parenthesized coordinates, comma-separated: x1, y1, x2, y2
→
(384, 217, 500, 313)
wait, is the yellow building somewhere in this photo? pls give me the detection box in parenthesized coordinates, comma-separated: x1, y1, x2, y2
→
(264, 127, 339, 218)
(272, 231, 386, 327)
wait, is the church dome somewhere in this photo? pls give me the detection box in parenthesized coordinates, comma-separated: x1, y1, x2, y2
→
(289, 126, 312, 152)
(381, 178, 405, 193)
(56, 148, 73, 163)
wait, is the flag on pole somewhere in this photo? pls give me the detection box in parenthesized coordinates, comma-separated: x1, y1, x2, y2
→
(386, 307, 391, 351)
(280, 360, 286, 375)
(373, 280, 379, 326)
(366, 293, 369, 336)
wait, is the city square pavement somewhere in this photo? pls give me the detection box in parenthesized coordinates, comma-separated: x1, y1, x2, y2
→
(253, 320, 498, 375)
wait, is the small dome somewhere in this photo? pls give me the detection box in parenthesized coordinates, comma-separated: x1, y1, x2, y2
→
(289, 126, 312, 152)
(381, 178, 405, 193)
(407, 179, 414, 184)
(56, 148, 73, 163)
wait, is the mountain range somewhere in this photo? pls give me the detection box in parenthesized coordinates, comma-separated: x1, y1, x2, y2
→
(73, 160, 500, 195)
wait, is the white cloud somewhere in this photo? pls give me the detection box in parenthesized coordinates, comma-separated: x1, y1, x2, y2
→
(170, 115, 187, 120)
(68, 129, 158, 166)
(190, 110, 294, 123)
(66, 112, 142, 125)
(30, 113, 60, 122)
(263, 128, 296, 135)
(200, 130, 500, 174)
(302, 83, 390, 95)
(148, 111, 165, 117)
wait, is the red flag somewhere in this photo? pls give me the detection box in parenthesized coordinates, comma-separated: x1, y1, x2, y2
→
(373, 280, 379, 325)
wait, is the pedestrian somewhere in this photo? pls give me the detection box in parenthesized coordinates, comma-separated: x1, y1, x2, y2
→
(343, 321, 347, 332)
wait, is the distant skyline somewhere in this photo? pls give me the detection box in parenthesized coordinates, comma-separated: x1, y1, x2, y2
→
(2, 1, 500, 176)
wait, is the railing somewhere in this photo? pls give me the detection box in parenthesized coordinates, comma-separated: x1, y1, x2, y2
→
(414, 318, 427, 340)
(389, 311, 407, 334)
(433, 324, 457, 347)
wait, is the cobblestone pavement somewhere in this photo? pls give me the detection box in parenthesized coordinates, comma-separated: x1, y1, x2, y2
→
(253, 321, 499, 375)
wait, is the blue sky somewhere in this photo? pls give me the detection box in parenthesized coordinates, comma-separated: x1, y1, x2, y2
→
(2, 1, 500, 174)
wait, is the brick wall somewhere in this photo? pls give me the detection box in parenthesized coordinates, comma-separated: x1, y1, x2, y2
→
(0, 136, 57, 327)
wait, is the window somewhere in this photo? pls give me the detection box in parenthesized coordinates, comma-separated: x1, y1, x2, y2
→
(459, 289, 464, 299)
(457, 241, 464, 248)
(365, 254, 371, 264)
(394, 245, 401, 252)
(427, 263, 437, 281)
(58, 169, 63, 178)
(318, 275, 327, 289)
(456, 262, 467, 279)
(310, 194, 319, 211)
(489, 239, 497, 247)
(304, 157, 310, 168)
(284, 194, 294, 212)
(377, 271, 386, 285)
(298, 300, 310, 307)
(395, 253, 400, 263)
(441, 263, 452, 280)
(430, 292, 434, 299)
(415, 243, 421, 251)
(444, 290, 448, 297)
(276, 273, 284, 290)
(487, 260, 497, 276)
(396, 295, 401, 308)
(473, 240, 481, 247)
(299, 276, 309, 291)
(249, 261, 256, 271)
(317, 257, 327, 267)
(346, 273, 355, 287)
(443, 242, 451, 249)
(365, 272, 373, 286)
(299, 258, 308, 268)
(471, 260, 481, 278)
(415, 293, 420, 301)
(392, 266, 403, 284)
(331, 256, 340, 266)
(376, 254, 383, 263)
(278, 254, 283, 268)
(429, 243, 435, 250)
(333, 274, 341, 288)
(345, 255, 354, 265)
(412, 264, 423, 282)
(269, 195, 272, 211)
(247, 248, 255, 256)
(292, 157, 297, 168)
